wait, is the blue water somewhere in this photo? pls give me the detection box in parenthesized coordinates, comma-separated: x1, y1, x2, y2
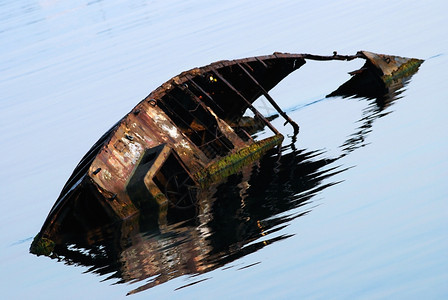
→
(1, 1, 447, 299)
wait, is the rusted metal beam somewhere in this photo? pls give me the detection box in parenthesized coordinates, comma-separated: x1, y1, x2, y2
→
(255, 56, 268, 68)
(159, 94, 203, 138)
(277, 52, 361, 62)
(184, 74, 226, 114)
(238, 62, 300, 135)
(211, 69, 280, 135)
(172, 86, 236, 153)
(162, 96, 233, 159)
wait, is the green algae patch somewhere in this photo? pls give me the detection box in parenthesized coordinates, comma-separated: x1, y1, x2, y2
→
(195, 134, 284, 187)
(30, 235, 55, 256)
(382, 58, 424, 86)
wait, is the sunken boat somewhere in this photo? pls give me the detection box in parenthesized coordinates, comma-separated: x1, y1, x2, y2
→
(30, 51, 423, 256)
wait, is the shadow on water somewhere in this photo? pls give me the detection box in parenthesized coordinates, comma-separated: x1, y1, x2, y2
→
(36, 57, 422, 295)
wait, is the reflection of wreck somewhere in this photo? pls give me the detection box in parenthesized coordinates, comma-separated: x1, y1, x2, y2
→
(30, 51, 423, 258)
(42, 149, 342, 296)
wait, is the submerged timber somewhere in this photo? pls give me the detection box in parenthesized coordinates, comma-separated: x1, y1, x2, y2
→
(30, 51, 423, 256)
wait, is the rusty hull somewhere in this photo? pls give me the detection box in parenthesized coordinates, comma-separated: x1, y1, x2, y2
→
(30, 51, 423, 256)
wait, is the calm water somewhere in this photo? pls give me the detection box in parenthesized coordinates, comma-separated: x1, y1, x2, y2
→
(1, 1, 447, 299)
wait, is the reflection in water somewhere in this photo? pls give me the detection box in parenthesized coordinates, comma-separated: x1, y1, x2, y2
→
(38, 58, 422, 295)
(329, 56, 418, 155)
(52, 145, 343, 295)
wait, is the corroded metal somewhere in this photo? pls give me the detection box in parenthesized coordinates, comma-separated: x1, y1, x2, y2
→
(361, 51, 424, 85)
(30, 51, 423, 256)
(328, 51, 424, 99)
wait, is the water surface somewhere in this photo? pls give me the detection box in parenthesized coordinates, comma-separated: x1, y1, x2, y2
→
(1, 1, 447, 299)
